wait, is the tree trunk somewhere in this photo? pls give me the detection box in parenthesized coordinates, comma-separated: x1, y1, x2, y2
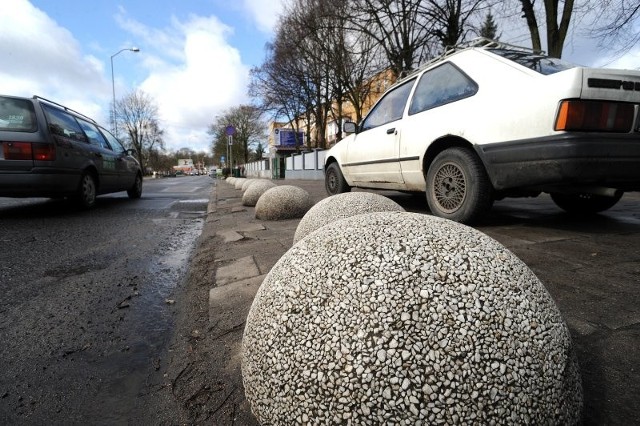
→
(544, 0, 574, 58)
(520, 0, 543, 53)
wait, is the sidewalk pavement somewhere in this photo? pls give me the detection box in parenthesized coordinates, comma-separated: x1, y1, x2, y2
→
(207, 179, 329, 335)
(203, 177, 640, 425)
(203, 179, 328, 424)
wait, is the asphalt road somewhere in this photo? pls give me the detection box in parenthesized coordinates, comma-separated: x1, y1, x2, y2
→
(0, 175, 213, 424)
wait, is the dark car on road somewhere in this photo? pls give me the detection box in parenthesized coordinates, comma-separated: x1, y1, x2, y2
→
(0, 95, 142, 207)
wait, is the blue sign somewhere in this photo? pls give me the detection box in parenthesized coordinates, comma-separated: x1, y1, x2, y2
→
(221, 155, 226, 163)
(275, 128, 304, 147)
(225, 125, 236, 136)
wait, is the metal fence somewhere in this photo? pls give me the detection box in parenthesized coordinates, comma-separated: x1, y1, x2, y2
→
(242, 149, 326, 180)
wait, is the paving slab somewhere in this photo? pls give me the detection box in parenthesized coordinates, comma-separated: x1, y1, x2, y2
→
(217, 230, 244, 243)
(214, 255, 260, 286)
(208, 275, 264, 334)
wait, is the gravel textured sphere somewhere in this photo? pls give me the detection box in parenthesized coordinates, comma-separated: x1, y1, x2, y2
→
(234, 178, 247, 190)
(293, 192, 405, 243)
(241, 179, 257, 192)
(242, 212, 582, 424)
(242, 180, 277, 207)
(226, 177, 236, 185)
(254, 185, 314, 220)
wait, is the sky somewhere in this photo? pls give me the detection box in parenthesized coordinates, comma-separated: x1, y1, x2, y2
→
(0, 0, 286, 153)
(1, 0, 638, 154)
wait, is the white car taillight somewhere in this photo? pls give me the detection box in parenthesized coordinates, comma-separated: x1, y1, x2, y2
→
(555, 100, 635, 132)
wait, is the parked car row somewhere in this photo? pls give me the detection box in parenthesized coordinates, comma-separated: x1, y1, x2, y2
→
(0, 94, 143, 207)
(324, 38, 640, 223)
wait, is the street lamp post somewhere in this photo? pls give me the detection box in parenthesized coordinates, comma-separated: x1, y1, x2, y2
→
(111, 47, 140, 137)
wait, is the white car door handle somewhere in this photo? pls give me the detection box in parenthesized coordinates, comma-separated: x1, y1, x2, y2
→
(386, 128, 396, 135)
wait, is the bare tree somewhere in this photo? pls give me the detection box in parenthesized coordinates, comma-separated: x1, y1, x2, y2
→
(588, 0, 640, 55)
(251, 0, 338, 149)
(147, 148, 177, 174)
(209, 105, 266, 167)
(116, 89, 164, 172)
(423, 0, 493, 49)
(349, 0, 436, 77)
(250, 0, 493, 146)
(518, 0, 574, 57)
(249, 43, 309, 135)
(319, 0, 382, 133)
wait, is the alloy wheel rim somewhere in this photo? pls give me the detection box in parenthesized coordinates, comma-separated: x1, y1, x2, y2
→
(84, 175, 95, 202)
(433, 162, 466, 213)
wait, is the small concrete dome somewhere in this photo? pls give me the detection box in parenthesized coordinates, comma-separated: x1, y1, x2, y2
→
(226, 177, 236, 185)
(293, 192, 405, 243)
(242, 212, 582, 424)
(242, 180, 277, 207)
(254, 185, 314, 220)
(234, 178, 247, 190)
(241, 179, 257, 192)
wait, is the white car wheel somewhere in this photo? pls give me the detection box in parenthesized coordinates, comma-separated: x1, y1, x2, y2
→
(426, 147, 493, 224)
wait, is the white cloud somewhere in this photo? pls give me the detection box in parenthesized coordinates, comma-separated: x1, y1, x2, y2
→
(115, 11, 251, 152)
(0, 0, 107, 119)
(601, 48, 640, 70)
(0, 2, 256, 154)
(241, 0, 287, 34)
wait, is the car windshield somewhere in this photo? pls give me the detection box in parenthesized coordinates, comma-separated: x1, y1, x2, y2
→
(0, 96, 37, 131)
(487, 48, 576, 75)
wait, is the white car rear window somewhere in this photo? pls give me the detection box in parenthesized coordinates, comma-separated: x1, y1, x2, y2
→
(487, 49, 576, 75)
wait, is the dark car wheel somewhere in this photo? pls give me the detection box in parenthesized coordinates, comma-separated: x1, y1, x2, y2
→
(325, 162, 350, 196)
(550, 192, 623, 214)
(127, 173, 143, 199)
(426, 147, 493, 224)
(76, 172, 97, 208)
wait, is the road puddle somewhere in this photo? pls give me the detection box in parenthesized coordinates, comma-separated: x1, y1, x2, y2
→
(95, 217, 205, 422)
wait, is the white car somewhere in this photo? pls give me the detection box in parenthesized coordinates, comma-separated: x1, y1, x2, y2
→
(324, 39, 640, 223)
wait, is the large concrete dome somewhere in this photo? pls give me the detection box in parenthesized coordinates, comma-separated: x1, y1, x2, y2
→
(242, 212, 582, 424)
(293, 192, 405, 243)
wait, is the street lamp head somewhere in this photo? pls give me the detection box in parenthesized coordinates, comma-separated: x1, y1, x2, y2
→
(111, 46, 141, 137)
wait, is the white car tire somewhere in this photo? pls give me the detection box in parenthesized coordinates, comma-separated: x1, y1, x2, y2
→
(426, 147, 493, 224)
(325, 162, 351, 196)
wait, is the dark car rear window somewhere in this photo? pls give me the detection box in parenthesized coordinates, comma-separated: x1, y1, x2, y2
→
(487, 49, 576, 75)
(0, 96, 37, 131)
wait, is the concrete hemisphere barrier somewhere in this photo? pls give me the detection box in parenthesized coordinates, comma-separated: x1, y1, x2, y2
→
(242, 180, 277, 207)
(241, 179, 257, 192)
(242, 211, 583, 424)
(254, 185, 314, 220)
(293, 192, 405, 244)
(226, 177, 236, 185)
(234, 178, 247, 190)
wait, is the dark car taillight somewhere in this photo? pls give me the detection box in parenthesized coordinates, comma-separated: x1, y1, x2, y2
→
(2, 142, 55, 161)
(33, 143, 56, 161)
